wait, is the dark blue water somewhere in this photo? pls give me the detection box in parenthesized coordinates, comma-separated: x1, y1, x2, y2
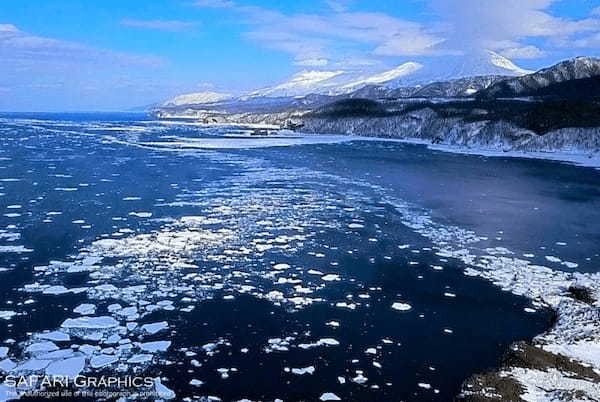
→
(0, 113, 597, 401)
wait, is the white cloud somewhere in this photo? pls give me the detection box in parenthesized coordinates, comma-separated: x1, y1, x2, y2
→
(194, 0, 236, 8)
(195, 2, 445, 64)
(0, 24, 19, 33)
(0, 24, 163, 68)
(326, 0, 352, 13)
(0, 23, 170, 110)
(120, 19, 196, 32)
(373, 35, 445, 57)
(429, 0, 600, 57)
(193, 0, 600, 69)
(499, 45, 546, 59)
(294, 58, 329, 67)
(567, 32, 600, 49)
(243, 29, 327, 62)
(592, 7, 600, 16)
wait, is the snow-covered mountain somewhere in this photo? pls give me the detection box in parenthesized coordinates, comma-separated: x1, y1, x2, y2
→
(162, 91, 232, 107)
(400, 50, 533, 86)
(244, 62, 424, 99)
(245, 70, 346, 98)
(448, 50, 533, 78)
(242, 51, 531, 99)
(159, 50, 533, 107)
(477, 56, 600, 99)
(338, 62, 424, 92)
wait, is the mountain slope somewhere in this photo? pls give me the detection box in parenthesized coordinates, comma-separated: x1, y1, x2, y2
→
(242, 51, 531, 99)
(477, 57, 600, 99)
(404, 50, 533, 85)
(163, 92, 232, 107)
(244, 64, 425, 98)
(410, 75, 509, 98)
(337, 62, 423, 92)
(246, 70, 347, 98)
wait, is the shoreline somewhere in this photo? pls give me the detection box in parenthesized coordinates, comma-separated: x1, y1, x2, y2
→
(388, 193, 600, 401)
(306, 133, 600, 169)
(149, 118, 600, 168)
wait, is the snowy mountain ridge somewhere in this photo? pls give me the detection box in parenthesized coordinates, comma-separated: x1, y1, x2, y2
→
(161, 51, 532, 106)
(337, 62, 424, 92)
(243, 51, 530, 99)
(245, 70, 346, 98)
(162, 91, 233, 107)
(478, 56, 600, 99)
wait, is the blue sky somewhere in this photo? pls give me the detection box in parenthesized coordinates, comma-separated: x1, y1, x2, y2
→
(1, 0, 599, 111)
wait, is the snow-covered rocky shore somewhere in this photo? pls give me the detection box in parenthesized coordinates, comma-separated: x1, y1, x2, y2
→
(388, 195, 600, 402)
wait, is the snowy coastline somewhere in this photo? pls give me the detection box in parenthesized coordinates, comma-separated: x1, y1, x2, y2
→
(151, 117, 600, 168)
(342, 135, 600, 169)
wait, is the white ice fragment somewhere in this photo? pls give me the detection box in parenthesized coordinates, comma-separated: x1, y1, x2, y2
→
(154, 378, 176, 400)
(95, 284, 118, 292)
(291, 366, 315, 375)
(139, 341, 171, 353)
(141, 321, 168, 335)
(352, 373, 368, 384)
(90, 355, 118, 369)
(320, 393, 341, 401)
(298, 338, 340, 349)
(43, 286, 70, 295)
(38, 349, 75, 360)
(129, 212, 152, 218)
(45, 357, 85, 378)
(128, 354, 153, 364)
(61, 316, 119, 329)
(0, 246, 32, 253)
(15, 359, 51, 371)
(73, 304, 96, 315)
(0, 359, 16, 372)
(0, 311, 16, 321)
(104, 335, 121, 345)
(335, 302, 356, 310)
(318, 338, 340, 346)
(39, 331, 70, 342)
(25, 342, 59, 354)
(321, 274, 340, 282)
(391, 302, 412, 311)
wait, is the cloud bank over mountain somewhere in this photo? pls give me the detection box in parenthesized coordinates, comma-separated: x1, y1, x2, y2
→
(195, 0, 600, 70)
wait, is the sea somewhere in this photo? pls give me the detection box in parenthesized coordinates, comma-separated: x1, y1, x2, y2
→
(0, 112, 598, 401)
